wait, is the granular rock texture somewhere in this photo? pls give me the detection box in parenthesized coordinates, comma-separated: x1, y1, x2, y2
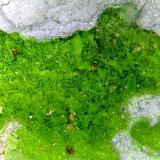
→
(128, 95, 160, 126)
(112, 132, 151, 160)
(0, 0, 160, 40)
(0, 121, 20, 160)
(135, 0, 160, 36)
(113, 95, 160, 160)
(0, 0, 125, 40)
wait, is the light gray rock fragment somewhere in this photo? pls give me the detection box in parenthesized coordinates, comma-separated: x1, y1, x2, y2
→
(113, 95, 160, 160)
(0, 0, 125, 40)
(112, 132, 151, 160)
(128, 95, 160, 126)
(136, 0, 160, 35)
(0, 0, 10, 6)
(0, 0, 160, 40)
(0, 121, 20, 160)
(132, 0, 147, 10)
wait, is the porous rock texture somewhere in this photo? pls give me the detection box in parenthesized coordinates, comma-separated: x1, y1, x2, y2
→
(135, 0, 160, 35)
(0, 121, 20, 160)
(0, 0, 125, 40)
(128, 95, 160, 126)
(112, 132, 151, 160)
(0, 0, 160, 40)
(112, 95, 160, 160)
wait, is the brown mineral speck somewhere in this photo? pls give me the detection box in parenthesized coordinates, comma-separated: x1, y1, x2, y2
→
(91, 63, 97, 71)
(65, 146, 75, 155)
(12, 48, 17, 57)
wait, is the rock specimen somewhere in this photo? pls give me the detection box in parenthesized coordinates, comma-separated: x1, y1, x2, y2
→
(112, 95, 160, 160)
(0, 0, 125, 40)
(135, 0, 160, 36)
(0, 121, 20, 160)
(128, 95, 160, 126)
(0, 0, 160, 40)
(112, 132, 151, 160)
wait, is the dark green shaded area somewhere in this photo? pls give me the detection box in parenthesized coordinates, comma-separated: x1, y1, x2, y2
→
(130, 118, 160, 152)
(0, 4, 160, 160)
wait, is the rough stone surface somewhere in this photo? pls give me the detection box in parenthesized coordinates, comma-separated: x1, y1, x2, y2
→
(132, 0, 147, 10)
(0, 0, 125, 40)
(0, 0, 160, 40)
(135, 0, 160, 35)
(112, 95, 160, 160)
(128, 95, 160, 126)
(0, 121, 20, 160)
(112, 132, 151, 160)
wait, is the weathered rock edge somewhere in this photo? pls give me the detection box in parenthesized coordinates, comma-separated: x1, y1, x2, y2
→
(112, 95, 160, 160)
(0, 0, 125, 40)
(0, 0, 160, 40)
(0, 121, 20, 160)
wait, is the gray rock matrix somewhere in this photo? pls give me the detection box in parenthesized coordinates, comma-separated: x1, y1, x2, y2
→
(135, 0, 160, 36)
(0, 0, 125, 40)
(0, 0, 160, 40)
(0, 121, 20, 160)
(128, 95, 160, 126)
(112, 95, 160, 160)
(1, 0, 159, 40)
(112, 132, 151, 160)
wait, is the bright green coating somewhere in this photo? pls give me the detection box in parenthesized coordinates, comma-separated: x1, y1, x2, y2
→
(0, 4, 160, 160)
(131, 118, 160, 153)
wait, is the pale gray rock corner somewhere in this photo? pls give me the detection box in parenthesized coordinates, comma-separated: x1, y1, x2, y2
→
(128, 95, 160, 126)
(0, 0, 159, 40)
(112, 95, 160, 160)
(135, 0, 160, 36)
(112, 132, 151, 160)
(0, 0, 125, 40)
(0, 121, 20, 160)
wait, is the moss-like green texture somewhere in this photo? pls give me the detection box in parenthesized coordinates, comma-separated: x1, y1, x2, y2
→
(130, 118, 160, 152)
(0, 4, 160, 160)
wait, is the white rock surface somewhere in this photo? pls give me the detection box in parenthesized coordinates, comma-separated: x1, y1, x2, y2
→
(112, 132, 151, 160)
(0, 0, 160, 40)
(135, 0, 160, 35)
(128, 95, 160, 126)
(113, 95, 160, 160)
(0, 0, 125, 40)
(0, 121, 20, 160)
